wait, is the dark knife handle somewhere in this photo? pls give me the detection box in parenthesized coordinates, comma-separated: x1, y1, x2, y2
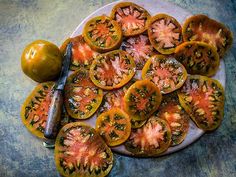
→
(44, 89, 63, 139)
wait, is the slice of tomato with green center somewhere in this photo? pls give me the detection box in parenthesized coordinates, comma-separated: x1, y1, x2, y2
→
(125, 118, 171, 156)
(142, 55, 187, 94)
(110, 2, 150, 37)
(124, 80, 162, 121)
(175, 41, 220, 76)
(60, 35, 98, 70)
(65, 70, 103, 119)
(154, 92, 190, 146)
(121, 34, 157, 69)
(177, 75, 225, 131)
(96, 108, 131, 146)
(83, 15, 122, 53)
(148, 14, 182, 54)
(182, 14, 233, 58)
(20, 82, 54, 139)
(89, 50, 136, 90)
(55, 122, 113, 177)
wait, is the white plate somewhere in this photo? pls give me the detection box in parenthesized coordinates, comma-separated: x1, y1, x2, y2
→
(70, 0, 226, 156)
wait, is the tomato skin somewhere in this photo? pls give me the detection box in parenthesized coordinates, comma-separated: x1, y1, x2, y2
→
(110, 2, 151, 37)
(175, 41, 220, 77)
(64, 70, 103, 119)
(125, 118, 171, 156)
(124, 80, 162, 121)
(154, 92, 190, 146)
(83, 15, 122, 53)
(21, 40, 62, 82)
(89, 50, 136, 90)
(177, 75, 225, 131)
(60, 35, 98, 70)
(20, 82, 55, 139)
(148, 14, 182, 54)
(96, 108, 131, 146)
(142, 55, 187, 94)
(55, 122, 113, 177)
(182, 14, 233, 58)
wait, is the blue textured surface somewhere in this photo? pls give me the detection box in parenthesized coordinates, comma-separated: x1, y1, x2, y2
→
(0, 0, 235, 177)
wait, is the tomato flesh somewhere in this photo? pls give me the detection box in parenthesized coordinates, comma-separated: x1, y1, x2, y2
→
(55, 122, 113, 177)
(177, 75, 225, 131)
(96, 108, 131, 146)
(65, 70, 103, 119)
(20, 82, 54, 139)
(182, 14, 233, 58)
(111, 2, 150, 36)
(83, 15, 122, 53)
(154, 92, 190, 146)
(124, 80, 162, 121)
(175, 41, 220, 76)
(122, 34, 157, 69)
(142, 55, 187, 94)
(89, 50, 136, 90)
(125, 118, 171, 156)
(148, 14, 182, 54)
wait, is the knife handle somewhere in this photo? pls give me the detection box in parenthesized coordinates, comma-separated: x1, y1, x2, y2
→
(44, 89, 63, 139)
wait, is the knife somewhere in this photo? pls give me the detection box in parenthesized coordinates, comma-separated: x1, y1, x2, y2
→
(44, 42, 72, 139)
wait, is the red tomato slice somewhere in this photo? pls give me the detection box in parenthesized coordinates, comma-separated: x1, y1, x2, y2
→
(55, 122, 113, 177)
(125, 118, 171, 156)
(111, 2, 151, 36)
(122, 34, 157, 69)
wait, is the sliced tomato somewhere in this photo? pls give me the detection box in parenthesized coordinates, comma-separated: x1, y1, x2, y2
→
(154, 92, 190, 146)
(124, 80, 162, 121)
(83, 15, 122, 53)
(148, 14, 182, 54)
(175, 41, 220, 76)
(177, 75, 225, 131)
(20, 82, 54, 139)
(125, 118, 171, 156)
(55, 122, 113, 177)
(182, 14, 233, 58)
(142, 55, 187, 94)
(65, 70, 103, 119)
(89, 50, 136, 90)
(110, 2, 150, 36)
(60, 35, 98, 70)
(95, 108, 131, 146)
(121, 34, 157, 69)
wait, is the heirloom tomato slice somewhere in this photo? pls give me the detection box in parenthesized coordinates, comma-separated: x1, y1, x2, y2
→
(148, 14, 182, 54)
(124, 80, 162, 121)
(95, 108, 131, 146)
(154, 92, 190, 146)
(110, 2, 151, 36)
(83, 15, 122, 53)
(20, 82, 54, 139)
(177, 75, 225, 131)
(65, 70, 103, 119)
(125, 118, 171, 156)
(142, 55, 187, 94)
(121, 34, 157, 69)
(55, 122, 113, 177)
(182, 14, 233, 58)
(175, 41, 220, 76)
(89, 50, 136, 90)
(60, 35, 98, 70)
(130, 119, 147, 129)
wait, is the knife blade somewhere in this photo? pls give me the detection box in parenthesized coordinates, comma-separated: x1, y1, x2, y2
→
(44, 42, 72, 139)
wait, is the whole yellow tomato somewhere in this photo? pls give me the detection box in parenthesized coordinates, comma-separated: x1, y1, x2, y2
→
(21, 40, 63, 82)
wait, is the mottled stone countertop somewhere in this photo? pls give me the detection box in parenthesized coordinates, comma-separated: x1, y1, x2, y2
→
(0, 0, 235, 177)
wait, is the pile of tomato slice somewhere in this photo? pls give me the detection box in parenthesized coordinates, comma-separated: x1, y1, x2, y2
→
(21, 1, 232, 176)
